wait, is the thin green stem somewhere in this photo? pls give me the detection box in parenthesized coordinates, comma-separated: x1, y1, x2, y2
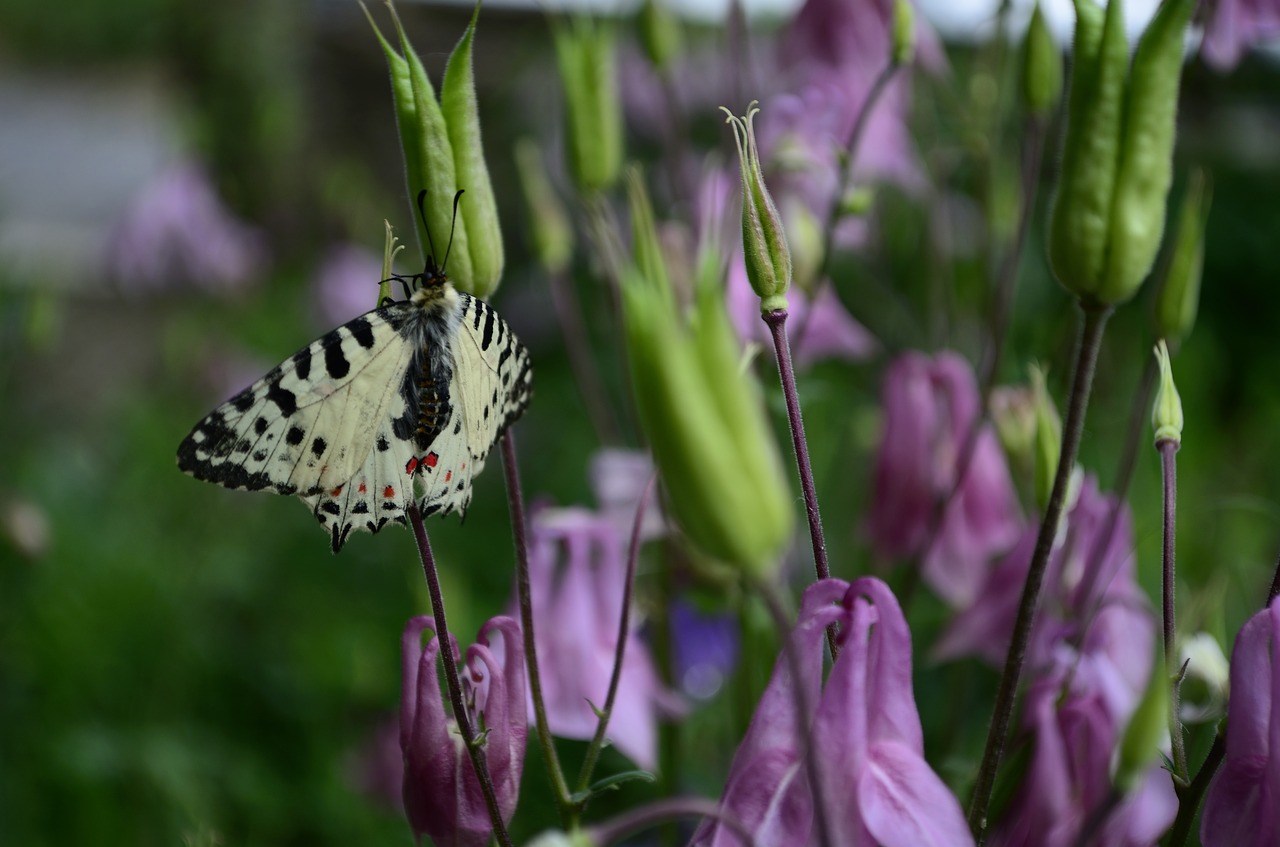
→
(1159, 439, 1189, 783)
(500, 431, 574, 823)
(1166, 729, 1225, 847)
(763, 309, 838, 660)
(406, 504, 514, 847)
(968, 303, 1112, 842)
(576, 474, 656, 794)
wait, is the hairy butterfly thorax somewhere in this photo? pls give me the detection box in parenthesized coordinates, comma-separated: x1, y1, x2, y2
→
(176, 196, 532, 552)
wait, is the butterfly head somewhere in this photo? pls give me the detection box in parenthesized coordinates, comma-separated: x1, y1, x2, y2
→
(403, 188, 463, 310)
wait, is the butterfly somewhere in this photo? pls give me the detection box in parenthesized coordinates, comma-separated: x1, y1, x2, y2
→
(176, 204, 532, 553)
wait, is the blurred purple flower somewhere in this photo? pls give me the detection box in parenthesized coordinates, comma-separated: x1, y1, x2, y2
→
(670, 599, 740, 701)
(986, 646, 1175, 847)
(726, 257, 877, 366)
(1201, 0, 1280, 71)
(400, 615, 526, 847)
(868, 351, 1023, 606)
(516, 508, 684, 769)
(107, 162, 267, 294)
(936, 475, 1152, 697)
(313, 243, 384, 326)
(588, 448, 666, 542)
(1201, 597, 1280, 847)
(694, 578, 972, 847)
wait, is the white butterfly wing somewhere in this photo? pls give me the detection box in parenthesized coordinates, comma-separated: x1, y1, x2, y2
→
(177, 308, 414, 498)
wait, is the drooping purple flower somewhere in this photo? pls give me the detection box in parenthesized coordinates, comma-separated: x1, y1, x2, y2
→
(516, 508, 684, 770)
(313, 243, 383, 326)
(400, 615, 527, 847)
(1201, 597, 1280, 847)
(694, 578, 972, 847)
(1201, 0, 1280, 71)
(935, 474, 1151, 697)
(868, 351, 1023, 606)
(986, 646, 1176, 847)
(588, 448, 666, 542)
(106, 162, 267, 294)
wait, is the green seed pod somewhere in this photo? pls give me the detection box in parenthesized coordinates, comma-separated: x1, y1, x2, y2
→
(514, 138, 573, 276)
(1022, 3, 1063, 117)
(638, 0, 682, 72)
(723, 103, 791, 313)
(552, 18, 623, 194)
(1154, 171, 1210, 346)
(1151, 340, 1184, 448)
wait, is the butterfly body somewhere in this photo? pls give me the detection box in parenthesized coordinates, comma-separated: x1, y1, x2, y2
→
(177, 275, 532, 552)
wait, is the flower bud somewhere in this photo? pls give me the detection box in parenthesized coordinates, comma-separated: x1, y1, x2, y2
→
(526, 830, 596, 847)
(1151, 339, 1183, 449)
(722, 103, 791, 313)
(1178, 631, 1229, 724)
(1155, 169, 1211, 346)
(1021, 3, 1063, 117)
(552, 18, 623, 194)
(1114, 654, 1169, 793)
(1048, 0, 1195, 307)
(514, 138, 574, 276)
(365, 2, 504, 296)
(621, 193, 793, 577)
(1031, 365, 1062, 513)
(638, 0, 682, 72)
(990, 383, 1037, 482)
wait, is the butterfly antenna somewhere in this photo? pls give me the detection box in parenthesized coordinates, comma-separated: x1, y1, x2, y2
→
(441, 189, 465, 274)
(415, 189, 439, 270)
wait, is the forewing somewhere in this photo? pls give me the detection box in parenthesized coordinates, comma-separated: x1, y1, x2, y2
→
(176, 308, 415, 497)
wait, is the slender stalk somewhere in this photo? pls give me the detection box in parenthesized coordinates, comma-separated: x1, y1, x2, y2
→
(406, 504, 514, 847)
(500, 431, 574, 821)
(1166, 730, 1226, 847)
(548, 266, 620, 444)
(1159, 439, 1189, 782)
(968, 303, 1112, 841)
(754, 579, 834, 847)
(763, 309, 838, 660)
(587, 797, 757, 847)
(576, 475, 656, 793)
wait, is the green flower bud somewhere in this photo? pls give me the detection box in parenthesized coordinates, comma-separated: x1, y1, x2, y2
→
(990, 384, 1037, 483)
(1155, 169, 1211, 346)
(1031, 365, 1062, 513)
(626, 168, 671, 296)
(1151, 339, 1183, 448)
(1114, 656, 1169, 793)
(1048, 0, 1196, 307)
(514, 138, 574, 276)
(1178, 632, 1229, 724)
(638, 0, 682, 72)
(892, 0, 916, 67)
(722, 103, 791, 313)
(552, 18, 623, 194)
(621, 217, 793, 578)
(781, 198, 824, 294)
(838, 186, 875, 217)
(364, 1, 504, 296)
(1021, 3, 1063, 117)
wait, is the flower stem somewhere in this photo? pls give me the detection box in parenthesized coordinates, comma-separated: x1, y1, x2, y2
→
(500, 431, 574, 822)
(753, 578, 834, 847)
(576, 474, 656, 795)
(967, 302, 1112, 841)
(763, 309, 839, 661)
(1159, 439, 1189, 783)
(405, 503, 514, 847)
(587, 796, 756, 847)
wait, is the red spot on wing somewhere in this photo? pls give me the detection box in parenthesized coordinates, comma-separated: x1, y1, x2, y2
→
(358, 482, 367, 494)
(444, 470, 452, 482)
(425, 452, 439, 468)
(383, 485, 395, 499)
(405, 457, 419, 475)
(330, 485, 344, 497)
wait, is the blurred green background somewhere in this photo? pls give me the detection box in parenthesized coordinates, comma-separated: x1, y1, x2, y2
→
(2, 0, 1279, 844)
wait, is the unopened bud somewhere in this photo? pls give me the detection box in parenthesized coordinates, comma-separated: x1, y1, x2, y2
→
(638, 0, 682, 72)
(514, 139, 573, 276)
(1152, 340, 1184, 448)
(892, 0, 916, 67)
(1022, 2, 1063, 117)
(722, 102, 791, 313)
(553, 18, 623, 194)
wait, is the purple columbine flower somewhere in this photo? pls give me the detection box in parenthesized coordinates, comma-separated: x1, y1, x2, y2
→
(516, 508, 684, 770)
(313, 243, 384, 326)
(588, 448, 666, 542)
(400, 615, 527, 847)
(106, 162, 267, 295)
(868, 351, 1023, 606)
(986, 647, 1176, 847)
(1201, 597, 1280, 846)
(935, 474, 1153, 701)
(694, 577, 972, 847)
(1201, 0, 1280, 71)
